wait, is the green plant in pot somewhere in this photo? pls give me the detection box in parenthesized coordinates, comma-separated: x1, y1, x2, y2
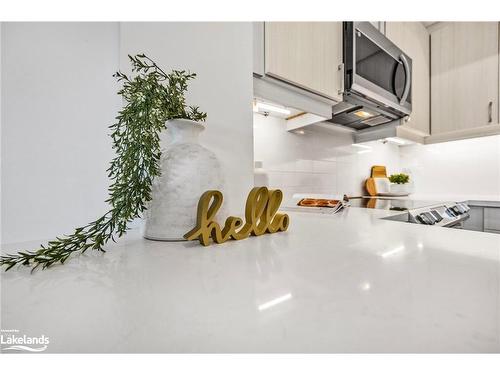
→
(0, 54, 206, 271)
(388, 173, 410, 184)
(388, 173, 411, 195)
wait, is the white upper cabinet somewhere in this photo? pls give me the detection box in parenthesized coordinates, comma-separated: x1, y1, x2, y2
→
(386, 22, 430, 136)
(430, 22, 499, 136)
(264, 22, 343, 101)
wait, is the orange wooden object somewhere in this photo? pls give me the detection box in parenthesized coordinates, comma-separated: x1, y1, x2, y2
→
(365, 178, 377, 196)
(365, 165, 388, 196)
(370, 165, 388, 178)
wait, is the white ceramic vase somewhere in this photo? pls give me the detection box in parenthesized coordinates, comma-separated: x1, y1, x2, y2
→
(143, 119, 223, 241)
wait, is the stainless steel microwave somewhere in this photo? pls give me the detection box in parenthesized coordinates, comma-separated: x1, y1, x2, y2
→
(329, 22, 412, 131)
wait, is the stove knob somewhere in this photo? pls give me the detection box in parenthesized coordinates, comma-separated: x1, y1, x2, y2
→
(416, 214, 427, 224)
(459, 203, 470, 212)
(422, 212, 437, 225)
(417, 213, 434, 225)
(430, 210, 443, 222)
(445, 208, 457, 217)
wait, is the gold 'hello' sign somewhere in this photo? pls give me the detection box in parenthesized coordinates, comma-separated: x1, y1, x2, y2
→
(184, 187, 290, 246)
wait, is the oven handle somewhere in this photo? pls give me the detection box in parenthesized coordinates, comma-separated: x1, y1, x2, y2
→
(399, 54, 411, 105)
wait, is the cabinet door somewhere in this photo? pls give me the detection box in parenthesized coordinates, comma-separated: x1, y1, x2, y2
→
(431, 22, 499, 135)
(463, 206, 484, 232)
(484, 207, 500, 233)
(386, 22, 430, 136)
(265, 22, 342, 101)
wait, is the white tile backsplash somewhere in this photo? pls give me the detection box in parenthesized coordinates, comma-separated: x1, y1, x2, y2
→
(253, 113, 401, 198)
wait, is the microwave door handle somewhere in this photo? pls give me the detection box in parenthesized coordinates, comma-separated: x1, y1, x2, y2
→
(399, 54, 411, 105)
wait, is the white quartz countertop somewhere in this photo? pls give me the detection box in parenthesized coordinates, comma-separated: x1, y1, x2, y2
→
(1, 205, 500, 353)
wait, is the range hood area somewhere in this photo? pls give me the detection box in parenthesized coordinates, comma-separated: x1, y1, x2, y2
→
(328, 99, 401, 131)
(252, 84, 417, 144)
(252, 95, 417, 145)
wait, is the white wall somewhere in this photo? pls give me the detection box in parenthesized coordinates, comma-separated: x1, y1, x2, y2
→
(399, 135, 500, 201)
(1, 22, 254, 245)
(120, 22, 254, 216)
(1, 23, 121, 244)
(253, 113, 401, 198)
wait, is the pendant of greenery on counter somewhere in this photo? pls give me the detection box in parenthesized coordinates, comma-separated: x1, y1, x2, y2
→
(0, 54, 206, 272)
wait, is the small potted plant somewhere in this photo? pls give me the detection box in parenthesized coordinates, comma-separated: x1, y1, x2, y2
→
(388, 173, 411, 195)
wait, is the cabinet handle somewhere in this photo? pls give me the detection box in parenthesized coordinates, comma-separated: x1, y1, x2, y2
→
(338, 63, 345, 96)
(488, 101, 493, 123)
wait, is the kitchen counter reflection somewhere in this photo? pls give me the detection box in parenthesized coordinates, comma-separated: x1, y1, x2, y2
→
(347, 197, 443, 211)
(1, 206, 500, 353)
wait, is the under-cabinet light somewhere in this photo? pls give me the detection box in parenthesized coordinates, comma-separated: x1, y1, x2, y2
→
(254, 102, 291, 115)
(353, 110, 374, 119)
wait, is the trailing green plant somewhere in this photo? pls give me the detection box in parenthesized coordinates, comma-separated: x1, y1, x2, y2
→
(0, 54, 206, 272)
(389, 173, 410, 184)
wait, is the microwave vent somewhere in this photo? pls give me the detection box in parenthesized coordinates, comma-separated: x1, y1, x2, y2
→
(361, 115, 392, 126)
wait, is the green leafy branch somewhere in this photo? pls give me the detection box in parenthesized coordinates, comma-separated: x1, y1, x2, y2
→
(1, 54, 206, 272)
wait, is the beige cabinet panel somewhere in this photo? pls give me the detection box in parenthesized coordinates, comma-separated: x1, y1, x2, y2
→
(431, 22, 499, 135)
(265, 22, 342, 101)
(484, 207, 500, 232)
(386, 22, 430, 136)
(465, 206, 484, 231)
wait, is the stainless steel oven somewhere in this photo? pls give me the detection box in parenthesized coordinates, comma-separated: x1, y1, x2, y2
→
(330, 22, 412, 130)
